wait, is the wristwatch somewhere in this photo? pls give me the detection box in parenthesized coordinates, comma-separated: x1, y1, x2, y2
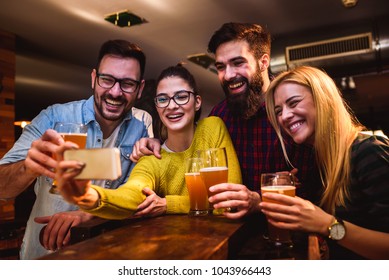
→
(328, 217, 346, 241)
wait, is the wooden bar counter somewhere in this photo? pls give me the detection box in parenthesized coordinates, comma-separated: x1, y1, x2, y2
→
(39, 214, 319, 260)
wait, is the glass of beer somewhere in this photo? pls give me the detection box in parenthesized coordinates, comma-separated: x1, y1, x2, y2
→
(260, 173, 296, 248)
(198, 147, 228, 215)
(50, 122, 88, 194)
(185, 157, 209, 216)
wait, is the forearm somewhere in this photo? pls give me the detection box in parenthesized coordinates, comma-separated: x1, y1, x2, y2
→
(337, 221, 389, 259)
(0, 161, 37, 198)
(82, 184, 145, 220)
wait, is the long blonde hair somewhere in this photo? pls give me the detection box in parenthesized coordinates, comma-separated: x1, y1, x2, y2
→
(265, 66, 364, 214)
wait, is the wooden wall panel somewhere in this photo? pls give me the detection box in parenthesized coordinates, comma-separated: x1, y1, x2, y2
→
(0, 29, 15, 159)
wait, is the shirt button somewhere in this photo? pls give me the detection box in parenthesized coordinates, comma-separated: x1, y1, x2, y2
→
(97, 139, 101, 142)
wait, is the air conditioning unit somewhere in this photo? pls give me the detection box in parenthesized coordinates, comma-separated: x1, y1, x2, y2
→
(285, 32, 374, 69)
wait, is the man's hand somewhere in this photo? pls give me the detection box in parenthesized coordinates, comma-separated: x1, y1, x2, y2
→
(208, 183, 261, 219)
(24, 129, 65, 179)
(130, 138, 162, 162)
(35, 210, 94, 251)
(134, 187, 166, 217)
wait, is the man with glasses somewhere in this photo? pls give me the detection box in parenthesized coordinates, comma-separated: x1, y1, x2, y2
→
(0, 39, 153, 259)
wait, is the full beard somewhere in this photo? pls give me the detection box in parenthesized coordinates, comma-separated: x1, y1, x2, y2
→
(224, 71, 265, 120)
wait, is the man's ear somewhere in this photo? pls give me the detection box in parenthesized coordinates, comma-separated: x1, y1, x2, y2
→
(91, 69, 97, 89)
(137, 80, 145, 99)
(259, 54, 270, 72)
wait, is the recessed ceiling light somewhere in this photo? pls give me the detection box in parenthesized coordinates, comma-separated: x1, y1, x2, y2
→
(104, 10, 147, 27)
(187, 53, 217, 74)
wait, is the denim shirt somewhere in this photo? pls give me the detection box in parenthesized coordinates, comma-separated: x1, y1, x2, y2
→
(0, 96, 153, 259)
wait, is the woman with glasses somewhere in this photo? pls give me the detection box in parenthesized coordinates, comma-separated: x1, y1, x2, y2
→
(54, 64, 242, 219)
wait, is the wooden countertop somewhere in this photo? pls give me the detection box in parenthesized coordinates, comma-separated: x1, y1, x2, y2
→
(39, 214, 320, 260)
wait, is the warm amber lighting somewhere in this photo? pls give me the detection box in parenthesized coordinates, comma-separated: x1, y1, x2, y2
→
(14, 121, 31, 128)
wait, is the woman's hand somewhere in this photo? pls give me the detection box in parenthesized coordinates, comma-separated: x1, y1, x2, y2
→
(134, 187, 166, 217)
(259, 193, 333, 236)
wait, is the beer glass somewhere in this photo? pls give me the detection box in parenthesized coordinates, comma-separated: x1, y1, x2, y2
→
(50, 122, 88, 194)
(184, 157, 209, 216)
(198, 147, 228, 215)
(261, 173, 296, 247)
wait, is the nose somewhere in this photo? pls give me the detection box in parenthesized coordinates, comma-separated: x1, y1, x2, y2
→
(167, 97, 179, 109)
(281, 107, 294, 122)
(223, 65, 237, 81)
(109, 81, 123, 97)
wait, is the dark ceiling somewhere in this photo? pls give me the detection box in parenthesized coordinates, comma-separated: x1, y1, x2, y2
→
(0, 0, 388, 132)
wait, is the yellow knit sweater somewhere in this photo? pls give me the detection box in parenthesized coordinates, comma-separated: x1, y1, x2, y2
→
(85, 116, 242, 219)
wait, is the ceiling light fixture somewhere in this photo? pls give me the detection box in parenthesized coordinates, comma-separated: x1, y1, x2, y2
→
(104, 10, 147, 27)
(342, 0, 358, 8)
(187, 53, 217, 74)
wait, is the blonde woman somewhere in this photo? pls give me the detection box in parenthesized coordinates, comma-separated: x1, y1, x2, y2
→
(54, 65, 241, 222)
(262, 66, 389, 259)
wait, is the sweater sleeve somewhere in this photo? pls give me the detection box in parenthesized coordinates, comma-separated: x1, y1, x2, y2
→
(165, 195, 190, 214)
(84, 156, 158, 219)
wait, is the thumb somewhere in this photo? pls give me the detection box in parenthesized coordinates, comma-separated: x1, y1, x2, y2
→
(290, 168, 299, 175)
(34, 215, 51, 224)
(142, 187, 155, 196)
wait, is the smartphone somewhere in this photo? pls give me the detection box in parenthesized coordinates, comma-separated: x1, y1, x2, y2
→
(64, 148, 122, 180)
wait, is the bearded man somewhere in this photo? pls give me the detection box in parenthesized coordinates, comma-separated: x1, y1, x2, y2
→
(207, 23, 321, 219)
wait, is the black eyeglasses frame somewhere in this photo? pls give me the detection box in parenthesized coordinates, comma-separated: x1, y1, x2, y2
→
(96, 72, 140, 94)
(154, 90, 196, 108)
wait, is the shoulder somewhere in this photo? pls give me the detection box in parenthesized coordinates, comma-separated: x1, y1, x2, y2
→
(131, 107, 152, 122)
(197, 116, 226, 129)
(48, 99, 87, 111)
(209, 100, 228, 117)
(131, 107, 152, 121)
(352, 133, 389, 165)
(353, 133, 389, 152)
(32, 99, 89, 124)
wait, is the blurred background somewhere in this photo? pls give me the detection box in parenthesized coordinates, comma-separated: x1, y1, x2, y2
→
(0, 0, 388, 134)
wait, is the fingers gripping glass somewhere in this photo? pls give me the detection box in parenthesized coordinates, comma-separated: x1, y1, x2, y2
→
(96, 73, 140, 93)
(154, 90, 195, 108)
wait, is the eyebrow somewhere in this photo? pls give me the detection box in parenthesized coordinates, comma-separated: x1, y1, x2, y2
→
(215, 56, 246, 66)
(285, 96, 300, 103)
(274, 95, 301, 109)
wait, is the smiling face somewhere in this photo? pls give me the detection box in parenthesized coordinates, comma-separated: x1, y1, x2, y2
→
(156, 76, 201, 136)
(91, 55, 144, 123)
(214, 40, 266, 119)
(273, 82, 316, 145)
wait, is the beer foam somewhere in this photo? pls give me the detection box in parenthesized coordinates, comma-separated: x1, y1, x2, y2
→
(261, 185, 295, 194)
(60, 133, 87, 136)
(199, 166, 228, 172)
(185, 172, 201, 176)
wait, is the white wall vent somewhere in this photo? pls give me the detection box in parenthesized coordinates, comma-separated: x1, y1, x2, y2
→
(286, 32, 373, 67)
